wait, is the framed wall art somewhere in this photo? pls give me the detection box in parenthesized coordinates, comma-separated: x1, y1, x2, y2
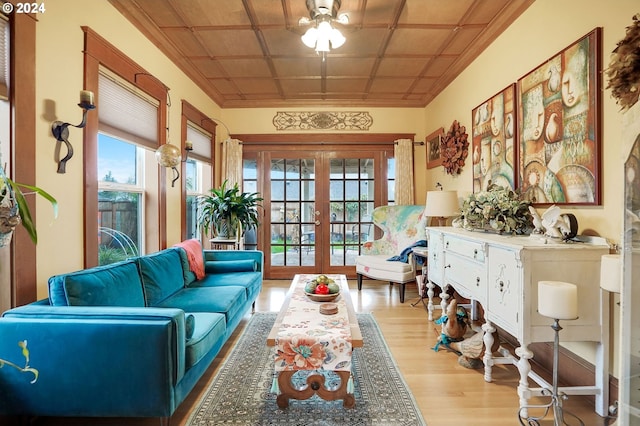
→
(517, 28, 602, 205)
(426, 127, 444, 169)
(472, 84, 517, 193)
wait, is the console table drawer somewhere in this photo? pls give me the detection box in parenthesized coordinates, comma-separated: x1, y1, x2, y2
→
(444, 253, 485, 302)
(444, 236, 485, 262)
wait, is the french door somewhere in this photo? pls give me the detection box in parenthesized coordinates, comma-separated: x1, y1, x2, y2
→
(251, 147, 392, 279)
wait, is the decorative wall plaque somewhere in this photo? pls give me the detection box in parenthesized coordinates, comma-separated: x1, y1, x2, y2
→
(273, 112, 373, 131)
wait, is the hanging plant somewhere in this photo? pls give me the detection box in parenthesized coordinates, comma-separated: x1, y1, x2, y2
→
(0, 166, 58, 246)
(606, 13, 640, 111)
(440, 120, 469, 175)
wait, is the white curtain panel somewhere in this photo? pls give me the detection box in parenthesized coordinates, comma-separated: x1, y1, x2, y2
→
(394, 138, 415, 205)
(221, 138, 243, 187)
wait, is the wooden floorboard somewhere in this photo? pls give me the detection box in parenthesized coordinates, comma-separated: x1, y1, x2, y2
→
(11, 279, 615, 426)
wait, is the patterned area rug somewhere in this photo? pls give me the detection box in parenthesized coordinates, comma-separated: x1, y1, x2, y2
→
(186, 312, 427, 426)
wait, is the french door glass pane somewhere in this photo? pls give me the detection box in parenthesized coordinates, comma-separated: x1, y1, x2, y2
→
(270, 158, 315, 266)
(329, 157, 374, 266)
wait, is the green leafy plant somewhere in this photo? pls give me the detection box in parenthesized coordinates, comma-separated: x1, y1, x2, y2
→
(0, 173, 58, 244)
(456, 184, 532, 235)
(197, 180, 262, 238)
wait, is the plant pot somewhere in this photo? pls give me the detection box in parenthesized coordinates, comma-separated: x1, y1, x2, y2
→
(0, 205, 20, 248)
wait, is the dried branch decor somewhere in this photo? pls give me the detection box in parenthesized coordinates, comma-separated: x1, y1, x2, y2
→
(606, 14, 640, 111)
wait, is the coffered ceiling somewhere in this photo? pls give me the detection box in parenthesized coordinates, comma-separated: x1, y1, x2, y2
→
(109, 0, 534, 108)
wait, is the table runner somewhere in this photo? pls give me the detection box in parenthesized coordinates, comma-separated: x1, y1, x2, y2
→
(274, 274, 353, 372)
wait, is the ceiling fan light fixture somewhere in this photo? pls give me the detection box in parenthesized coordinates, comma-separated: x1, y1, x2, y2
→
(300, 0, 347, 55)
(301, 27, 318, 48)
(329, 28, 345, 49)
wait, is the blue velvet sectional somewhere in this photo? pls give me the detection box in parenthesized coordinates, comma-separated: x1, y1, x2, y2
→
(0, 246, 263, 424)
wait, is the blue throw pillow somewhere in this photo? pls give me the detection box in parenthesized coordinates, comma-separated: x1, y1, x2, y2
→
(205, 259, 257, 274)
(49, 260, 145, 307)
(135, 248, 185, 306)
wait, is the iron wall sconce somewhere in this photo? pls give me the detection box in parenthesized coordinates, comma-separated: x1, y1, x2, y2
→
(51, 90, 96, 174)
(154, 141, 193, 188)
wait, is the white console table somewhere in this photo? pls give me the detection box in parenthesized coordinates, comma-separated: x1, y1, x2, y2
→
(425, 227, 610, 416)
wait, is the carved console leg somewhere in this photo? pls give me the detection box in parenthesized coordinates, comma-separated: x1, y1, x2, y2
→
(515, 345, 534, 419)
(426, 281, 435, 321)
(440, 285, 450, 314)
(482, 321, 496, 382)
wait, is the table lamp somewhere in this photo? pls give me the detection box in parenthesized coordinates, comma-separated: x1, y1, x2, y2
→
(424, 190, 459, 226)
(600, 254, 621, 294)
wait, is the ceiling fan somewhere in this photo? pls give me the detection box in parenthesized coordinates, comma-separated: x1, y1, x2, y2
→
(298, 0, 350, 59)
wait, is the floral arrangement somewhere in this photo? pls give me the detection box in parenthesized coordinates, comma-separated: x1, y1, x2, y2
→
(456, 184, 533, 235)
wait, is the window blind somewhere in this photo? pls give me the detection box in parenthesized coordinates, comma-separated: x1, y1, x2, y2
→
(0, 15, 9, 100)
(98, 69, 159, 149)
(186, 121, 212, 163)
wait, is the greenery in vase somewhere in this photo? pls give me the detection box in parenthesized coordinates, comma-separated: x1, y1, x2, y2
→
(197, 179, 262, 238)
(456, 184, 533, 235)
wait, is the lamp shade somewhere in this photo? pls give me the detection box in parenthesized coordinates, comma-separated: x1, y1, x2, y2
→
(424, 190, 459, 219)
(538, 281, 579, 320)
(600, 254, 621, 293)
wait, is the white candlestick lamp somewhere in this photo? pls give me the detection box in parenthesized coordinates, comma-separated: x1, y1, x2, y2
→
(518, 281, 584, 426)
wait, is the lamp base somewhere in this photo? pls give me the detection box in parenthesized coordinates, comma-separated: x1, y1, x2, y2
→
(517, 319, 584, 426)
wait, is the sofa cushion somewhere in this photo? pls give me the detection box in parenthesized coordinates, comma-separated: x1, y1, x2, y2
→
(185, 312, 226, 369)
(191, 271, 262, 303)
(48, 260, 145, 307)
(135, 248, 185, 306)
(156, 286, 247, 325)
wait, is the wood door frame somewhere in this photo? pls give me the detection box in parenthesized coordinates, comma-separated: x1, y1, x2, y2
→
(240, 133, 414, 279)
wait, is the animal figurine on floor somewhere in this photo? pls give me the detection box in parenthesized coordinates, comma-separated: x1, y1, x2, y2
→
(447, 329, 500, 369)
(433, 299, 470, 352)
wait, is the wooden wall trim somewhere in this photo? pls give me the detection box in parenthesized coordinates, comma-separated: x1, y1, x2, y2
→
(11, 12, 37, 306)
(234, 133, 415, 144)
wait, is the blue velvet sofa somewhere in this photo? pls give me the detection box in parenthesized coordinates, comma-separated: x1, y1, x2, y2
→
(0, 245, 263, 425)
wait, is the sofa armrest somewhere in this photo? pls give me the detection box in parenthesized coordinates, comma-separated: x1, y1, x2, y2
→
(0, 305, 188, 417)
(203, 249, 264, 276)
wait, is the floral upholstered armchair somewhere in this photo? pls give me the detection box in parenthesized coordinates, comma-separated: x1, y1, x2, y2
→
(355, 205, 427, 303)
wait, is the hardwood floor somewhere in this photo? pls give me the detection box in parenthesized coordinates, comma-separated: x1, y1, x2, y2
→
(15, 279, 614, 426)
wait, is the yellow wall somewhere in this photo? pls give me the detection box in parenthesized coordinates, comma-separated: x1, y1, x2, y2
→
(34, 0, 221, 293)
(29, 0, 637, 373)
(424, 0, 637, 246)
(423, 0, 638, 372)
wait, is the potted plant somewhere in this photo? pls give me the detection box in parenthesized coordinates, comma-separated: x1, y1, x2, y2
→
(0, 168, 58, 246)
(197, 180, 262, 239)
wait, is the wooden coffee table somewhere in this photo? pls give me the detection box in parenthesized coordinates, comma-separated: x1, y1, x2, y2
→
(267, 274, 363, 408)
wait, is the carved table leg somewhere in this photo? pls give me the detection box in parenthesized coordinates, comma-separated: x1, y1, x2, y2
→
(439, 285, 450, 315)
(515, 345, 534, 419)
(426, 281, 435, 321)
(482, 321, 496, 383)
(276, 370, 354, 409)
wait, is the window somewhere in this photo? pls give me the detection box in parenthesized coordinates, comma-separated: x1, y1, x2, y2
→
(96, 69, 160, 265)
(97, 134, 143, 264)
(185, 121, 213, 240)
(83, 27, 168, 268)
